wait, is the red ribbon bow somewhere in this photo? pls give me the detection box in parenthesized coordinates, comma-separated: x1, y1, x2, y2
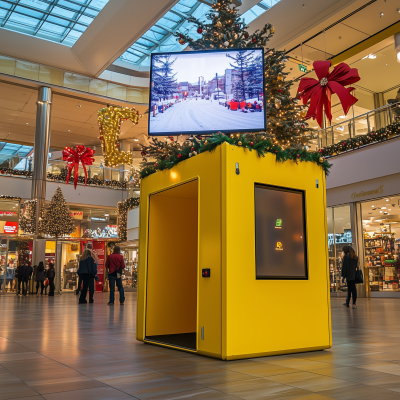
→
(297, 60, 360, 128)
(62, 145, 95, 189)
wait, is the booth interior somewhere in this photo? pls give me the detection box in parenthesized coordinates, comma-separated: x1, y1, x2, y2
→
(146, 180, 198, 350)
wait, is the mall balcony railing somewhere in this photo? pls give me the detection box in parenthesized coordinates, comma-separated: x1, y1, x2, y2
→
(0, 157, 140, 191)
(309, 102, 400, 154)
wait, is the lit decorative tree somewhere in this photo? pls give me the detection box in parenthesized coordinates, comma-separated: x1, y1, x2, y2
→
(40, 187, 75, 238)
(19, 200, 38, 234)
(175, 0, 310, 146)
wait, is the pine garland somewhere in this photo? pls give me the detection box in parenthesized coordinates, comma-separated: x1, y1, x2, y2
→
(140, 133, 331, 179)
(0, 167, 130, 189)
(319, 122, 400, 157)
(117, 197, 140, 241)
(0, 195, 21, 201)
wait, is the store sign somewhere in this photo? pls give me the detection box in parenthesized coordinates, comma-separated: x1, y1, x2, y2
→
(351, 185, 384, 199)
(0, 211, 17, 216)
(298, 64, 307, 73)
(3, 221, 18, 234)
(70, 211, 83, 220)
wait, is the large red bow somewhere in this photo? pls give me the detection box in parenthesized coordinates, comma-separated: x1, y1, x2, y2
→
(297, 60, 360, 128)
(62, 145, 95, 190)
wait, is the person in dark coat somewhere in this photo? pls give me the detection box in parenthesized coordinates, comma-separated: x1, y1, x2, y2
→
(35, 261, 45, 295)
(77, 250, 97, 304)
(341, 245, 359, 308)
(17, 261, 33, 296)
(47, 263, 55, 296)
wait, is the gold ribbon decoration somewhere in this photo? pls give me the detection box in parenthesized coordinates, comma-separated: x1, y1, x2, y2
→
(98, 106, 141, 167)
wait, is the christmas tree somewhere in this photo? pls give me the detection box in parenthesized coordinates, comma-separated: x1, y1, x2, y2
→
(19, 200, 38, 234)
(40, 187, 76, 238)
(174, 0, 310, 146)
(151, 55, 177, 101)
(227, 50, 255, 101)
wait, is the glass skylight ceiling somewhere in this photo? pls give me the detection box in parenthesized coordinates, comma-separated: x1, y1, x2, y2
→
(118, 0, 211, 68)
(118, 0, 281, 68)
(0, 142, 32, 165)
(242, 0, 281, 25)
(0, 0, 109, 46)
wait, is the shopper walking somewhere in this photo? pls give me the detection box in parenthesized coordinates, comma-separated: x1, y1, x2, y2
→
(47, 263, 55, 296)
(77, 249, 97, 304)
(105, 246, 125, 305)
(35, 262, 45, 295)
(341, 245, 359, 309)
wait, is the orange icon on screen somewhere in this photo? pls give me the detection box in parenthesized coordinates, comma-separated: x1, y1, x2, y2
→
(276, 241, 283, 250)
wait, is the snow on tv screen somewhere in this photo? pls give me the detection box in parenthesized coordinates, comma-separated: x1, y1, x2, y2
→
(148, 48, 265, 136)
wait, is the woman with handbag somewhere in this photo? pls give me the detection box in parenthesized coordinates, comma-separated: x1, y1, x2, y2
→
(341, 245, 359, 309)
(77, 250, 97, 304)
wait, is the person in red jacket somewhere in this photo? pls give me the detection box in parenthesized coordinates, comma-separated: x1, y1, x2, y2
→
(105, 246, 125, 305)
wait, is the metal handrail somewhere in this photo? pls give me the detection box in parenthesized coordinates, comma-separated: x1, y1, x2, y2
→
(314, 101, 399, 134)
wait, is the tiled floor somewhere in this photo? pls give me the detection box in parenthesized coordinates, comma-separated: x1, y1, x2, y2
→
(2, 295, 400, 400)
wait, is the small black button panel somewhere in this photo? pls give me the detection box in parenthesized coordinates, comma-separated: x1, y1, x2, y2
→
(202, 268, 210, 278)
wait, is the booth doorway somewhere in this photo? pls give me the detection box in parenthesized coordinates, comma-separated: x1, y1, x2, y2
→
(145, 180, 198, 350)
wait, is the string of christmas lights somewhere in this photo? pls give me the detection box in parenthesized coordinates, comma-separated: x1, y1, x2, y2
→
(98, 106, 142, 167)
(0, 195, 21, 201)
(117, 197, 140, 241)
(140, 133, 331, 179)
(0, 167, 130, 189)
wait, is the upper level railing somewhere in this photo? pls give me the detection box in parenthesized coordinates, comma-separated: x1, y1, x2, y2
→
(310, 102, 400, 152)
(0, 157, 140, 191)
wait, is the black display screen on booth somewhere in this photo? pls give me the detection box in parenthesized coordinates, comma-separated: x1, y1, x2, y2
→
(255, 184, 308, 279)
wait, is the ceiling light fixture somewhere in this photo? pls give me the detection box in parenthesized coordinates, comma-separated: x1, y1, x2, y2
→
(26, 122, 29, 125)
(134, 139, 139, 142)
(380, 12, 384, 17)
(362, 53, 377, 60)
(339, 115, 346, 119)
(76, 105, 81, 108)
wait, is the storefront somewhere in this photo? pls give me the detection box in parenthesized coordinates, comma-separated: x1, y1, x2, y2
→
(326, 137, 400, 297)
(120, 244, 138, 291)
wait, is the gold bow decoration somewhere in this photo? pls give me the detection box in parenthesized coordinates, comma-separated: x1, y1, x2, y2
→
(98, 106, 142, 167)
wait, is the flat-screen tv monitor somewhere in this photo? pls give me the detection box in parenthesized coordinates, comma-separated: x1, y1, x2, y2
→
(148, 48, 265, 136)
(255, 184, 308, 280)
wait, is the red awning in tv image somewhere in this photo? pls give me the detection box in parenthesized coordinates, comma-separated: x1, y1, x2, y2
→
(3, 221, 18, 234)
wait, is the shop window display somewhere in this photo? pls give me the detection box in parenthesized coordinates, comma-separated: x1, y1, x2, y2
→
(362, 195, 400, 293)
(61, 242, 80, 292)
(327, 205, 354, 293)
(121, 247, 138, 291)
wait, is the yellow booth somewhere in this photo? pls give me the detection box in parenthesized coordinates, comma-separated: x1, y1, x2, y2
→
(136, 142, 331, 360)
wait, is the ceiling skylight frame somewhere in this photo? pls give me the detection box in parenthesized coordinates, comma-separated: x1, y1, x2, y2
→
(0, 0, 109, 46)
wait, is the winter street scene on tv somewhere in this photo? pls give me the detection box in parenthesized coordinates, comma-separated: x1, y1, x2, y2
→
(149, 49, 265, 135)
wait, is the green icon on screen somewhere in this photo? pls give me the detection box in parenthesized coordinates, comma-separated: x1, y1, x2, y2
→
(276, 219, 282, 228)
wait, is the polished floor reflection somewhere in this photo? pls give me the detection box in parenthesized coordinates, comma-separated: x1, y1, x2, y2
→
(2, 295, 400, 399)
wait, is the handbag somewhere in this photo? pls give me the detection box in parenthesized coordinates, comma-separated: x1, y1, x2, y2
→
(355, 261, 364, 284)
